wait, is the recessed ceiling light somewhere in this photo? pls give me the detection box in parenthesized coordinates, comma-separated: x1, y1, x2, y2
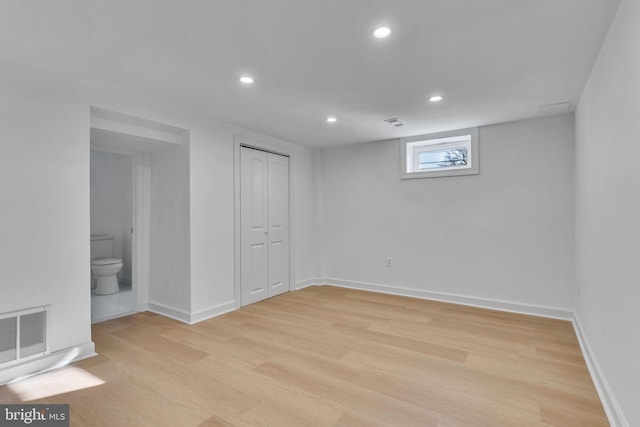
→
(373, 27, 391, 39)
(239, 76, 254, 84)
(326, 117, 337, 123)
(429, 95, 443, 102)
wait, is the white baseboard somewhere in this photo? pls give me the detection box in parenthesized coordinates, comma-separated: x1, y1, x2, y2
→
(572, 314, 628, 427)
(321, 278, 573, 320)
(0, 341, 96, 386)
(137, 302, 149, 313)
(294, 278, 322, 290)
(147, 300, 237, 325)
(147, 280, 321, 324)
(190, 301, 236, 324)
(147, 301, 191, 324)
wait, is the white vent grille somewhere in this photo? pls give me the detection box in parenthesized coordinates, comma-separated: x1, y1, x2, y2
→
(536, 102, 572, 116)
(0, 306, 50, 367)
(384, 118, 404, 128)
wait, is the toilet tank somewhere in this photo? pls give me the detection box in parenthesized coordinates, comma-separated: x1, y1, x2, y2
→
(90, 234, 114, 260)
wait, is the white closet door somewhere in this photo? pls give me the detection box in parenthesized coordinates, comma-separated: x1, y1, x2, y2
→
(240, 147, 290, 306)
(240, 148, 269, 305)
(267, 153, 290, 298)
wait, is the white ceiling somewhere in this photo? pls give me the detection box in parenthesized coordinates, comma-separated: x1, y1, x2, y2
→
(0, 0, 620, 147)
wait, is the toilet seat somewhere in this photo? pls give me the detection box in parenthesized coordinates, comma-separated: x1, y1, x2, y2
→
(92, 258, 123, 266)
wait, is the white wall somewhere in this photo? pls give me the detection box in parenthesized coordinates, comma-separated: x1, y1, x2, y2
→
(575, 0, 639, 425)
(149, 142, 191, 313)
(90, 150, 133, 281)
(319, 114, 575, 311)
(187, 120, 318, 318)
(0, 62, 92, 356)
(292, 147, 322, 284)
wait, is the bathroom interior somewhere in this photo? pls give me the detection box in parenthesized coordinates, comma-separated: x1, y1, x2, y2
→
(90, 149, 134, 323)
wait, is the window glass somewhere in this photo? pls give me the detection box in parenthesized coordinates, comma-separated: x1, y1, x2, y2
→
(401, 128, 478, 179)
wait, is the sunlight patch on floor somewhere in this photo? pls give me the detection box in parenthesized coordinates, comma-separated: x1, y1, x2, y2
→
(7, 366, 105, 402)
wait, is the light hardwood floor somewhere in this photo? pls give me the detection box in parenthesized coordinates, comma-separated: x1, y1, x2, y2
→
(0, 286, 608, 426)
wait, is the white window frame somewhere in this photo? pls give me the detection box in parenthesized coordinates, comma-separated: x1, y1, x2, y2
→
(400, 127, 479, 179)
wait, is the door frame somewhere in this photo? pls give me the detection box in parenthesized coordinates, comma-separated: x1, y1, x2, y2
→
(233, 136, 295, 309)
(91, 106, 188, 317)
(132, 152, 151, 312)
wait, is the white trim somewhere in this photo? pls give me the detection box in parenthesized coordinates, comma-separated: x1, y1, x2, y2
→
(146, 301, 237, 325)
(572, 314, 628, 427)
(233, 142, 241, 309)
(189, 301, 236, 324)
(233, 136, 296, 309)
(90, 107, 186, 145)
(293, 278, 322, 290)
(319, 278, 573, 320)
(147, 301, 191, 324)
(0, 342, 96, 386)
(133, 152, 152, 312)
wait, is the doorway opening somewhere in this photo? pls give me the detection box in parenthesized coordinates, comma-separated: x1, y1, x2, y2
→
(90, 107, 189, 323)
(90, 149, 134, 322)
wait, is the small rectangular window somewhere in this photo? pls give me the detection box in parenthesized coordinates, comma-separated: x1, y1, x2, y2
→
(400, 128, 479, 179)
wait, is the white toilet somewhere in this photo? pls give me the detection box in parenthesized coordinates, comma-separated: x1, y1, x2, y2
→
(90, 234, 123, 295)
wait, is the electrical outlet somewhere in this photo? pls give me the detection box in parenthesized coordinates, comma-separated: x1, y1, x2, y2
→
(387, 257, 393, 267)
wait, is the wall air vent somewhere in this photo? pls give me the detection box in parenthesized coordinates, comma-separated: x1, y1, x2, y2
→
(384, 118, 404, 128)
(0, 306, 50, 368)
(536, 102, 572, 116)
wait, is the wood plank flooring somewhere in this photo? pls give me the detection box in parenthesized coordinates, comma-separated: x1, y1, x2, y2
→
(0, 286, 608, 426)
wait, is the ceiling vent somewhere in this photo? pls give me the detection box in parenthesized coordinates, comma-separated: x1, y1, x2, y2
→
(536, 102, 572, 116)
(384, 118, 404, 128)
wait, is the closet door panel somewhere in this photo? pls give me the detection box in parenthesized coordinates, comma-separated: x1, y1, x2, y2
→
(267, 153, 290, 297)
(240, 147, 269, 306)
